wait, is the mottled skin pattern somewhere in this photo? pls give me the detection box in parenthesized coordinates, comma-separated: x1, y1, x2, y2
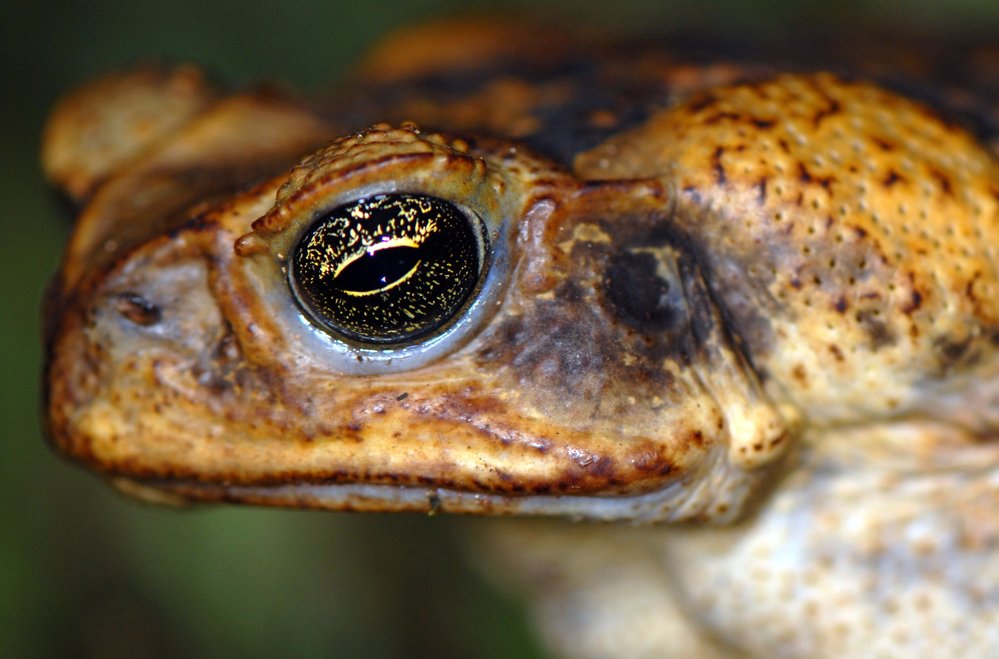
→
(42, 19, 999, 658)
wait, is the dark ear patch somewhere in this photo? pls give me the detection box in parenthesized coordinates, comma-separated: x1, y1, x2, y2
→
(603, 251, 680, 332)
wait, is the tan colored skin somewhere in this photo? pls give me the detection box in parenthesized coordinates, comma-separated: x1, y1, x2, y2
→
(43, 20, 999, 658)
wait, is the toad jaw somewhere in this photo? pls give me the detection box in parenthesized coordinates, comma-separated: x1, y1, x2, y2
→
(45, 124, 790, 523)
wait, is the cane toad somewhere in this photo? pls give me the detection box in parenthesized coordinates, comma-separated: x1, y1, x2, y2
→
(42, 19, 999, 658)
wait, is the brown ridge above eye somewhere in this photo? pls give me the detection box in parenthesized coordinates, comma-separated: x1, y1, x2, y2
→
(289, 193, 486, 345)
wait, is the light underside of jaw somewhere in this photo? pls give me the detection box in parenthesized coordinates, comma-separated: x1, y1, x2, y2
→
(110, 472, 754, 524)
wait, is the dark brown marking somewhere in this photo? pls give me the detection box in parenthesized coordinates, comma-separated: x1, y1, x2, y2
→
(798, 162, 834, 189)
(872, 136, 896, 152)
(930, 167, 954, 196)
(934, 336, 973, 367)
(903, 290, 924, 314)
(712, 146, 727, 185)
(883, 169, 905, 187)
(687, 92, 718, 113)
(857, 310, 895, 349)
(812, 98, 842, 126)
(704, 111, 742, 125)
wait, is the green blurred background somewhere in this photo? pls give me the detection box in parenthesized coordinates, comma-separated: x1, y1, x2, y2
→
(3, 1, 997, 657)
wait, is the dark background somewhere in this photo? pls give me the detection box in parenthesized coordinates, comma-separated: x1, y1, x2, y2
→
(3, 1, 997, 657)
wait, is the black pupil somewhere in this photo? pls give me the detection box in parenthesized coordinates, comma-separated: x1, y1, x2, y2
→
(336, 245, 422, 295)
(290, 194, 484, 344)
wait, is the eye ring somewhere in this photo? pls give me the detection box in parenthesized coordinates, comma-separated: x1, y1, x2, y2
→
(289, 193, 489, 346)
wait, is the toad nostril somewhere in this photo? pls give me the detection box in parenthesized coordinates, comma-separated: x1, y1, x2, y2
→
(114, 292, 162, 326)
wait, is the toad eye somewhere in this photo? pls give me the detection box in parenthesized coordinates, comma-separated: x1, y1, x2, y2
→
(289, 193, 488, 345)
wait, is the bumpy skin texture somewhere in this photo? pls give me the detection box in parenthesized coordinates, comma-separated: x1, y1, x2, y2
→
(43, 19, 999, 658)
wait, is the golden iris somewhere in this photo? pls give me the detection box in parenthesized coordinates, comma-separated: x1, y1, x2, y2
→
(290, 194, 485, 344)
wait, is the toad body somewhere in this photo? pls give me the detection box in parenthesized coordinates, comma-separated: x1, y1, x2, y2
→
(42, 19, 999, 658)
